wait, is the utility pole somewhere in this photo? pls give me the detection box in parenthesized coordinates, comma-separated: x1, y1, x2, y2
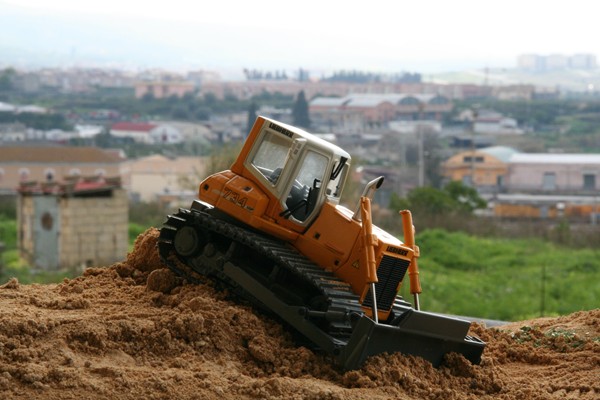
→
(418, 103, 425, 187)
(469, 106, 479, 187)
(593, 195, 598, 225)
(418, 126, 425, 187)
(540, 262, 546, 317)
(0, 241, 5, 274)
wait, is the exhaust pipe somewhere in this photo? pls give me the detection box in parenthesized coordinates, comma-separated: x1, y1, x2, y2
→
(352, 176, 384, 222)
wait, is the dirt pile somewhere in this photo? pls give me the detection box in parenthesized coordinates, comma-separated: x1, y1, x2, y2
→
(0, 228, 598, 399)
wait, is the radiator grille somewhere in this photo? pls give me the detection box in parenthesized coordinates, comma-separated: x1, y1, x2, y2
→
(363, 255, 410, 311)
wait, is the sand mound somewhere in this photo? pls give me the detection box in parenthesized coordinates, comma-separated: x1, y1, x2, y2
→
(0, 228, 598, 399)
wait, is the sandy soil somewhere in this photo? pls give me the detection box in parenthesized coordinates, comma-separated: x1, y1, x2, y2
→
(0, 228, 598, 399)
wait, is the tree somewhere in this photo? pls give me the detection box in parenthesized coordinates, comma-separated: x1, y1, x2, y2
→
(247, 101, 258, 135)
(396, 187, 458, 215)
(141, 92, 155, 102)
(203, 92, 218, 106)
(292, 90, 310, 129)
(170, 104, 191, 120)
(422, 129, 443, 188)
(297, 68, 310, 82)
(443, 181, 487, 212)
(195, 106, 212, 121)
(0, 68, 16, 91)
(390, 181, 486, 216)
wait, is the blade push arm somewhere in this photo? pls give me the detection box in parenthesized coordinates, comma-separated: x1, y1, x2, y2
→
(360, 197, 379, 322)
(400, 210, 422, 310)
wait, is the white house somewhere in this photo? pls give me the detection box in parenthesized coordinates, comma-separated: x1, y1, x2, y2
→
(0, 123, 27, 142)
(110, 122, 183, 144)
(0, 102, 48, 114)
(0, 102, 17, 112)
(17, 105, 48, 114)
(127, 154, 208, 203)
(471, 110, 523, 135)
(75, 124, 104, 139)
(149, 124, 183, 144)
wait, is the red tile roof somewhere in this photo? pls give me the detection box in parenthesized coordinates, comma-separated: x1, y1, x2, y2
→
(0, 146, 123, 163)
(18, 176, 122, 196)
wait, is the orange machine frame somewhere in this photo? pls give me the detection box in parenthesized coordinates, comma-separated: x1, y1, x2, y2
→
(198, 116, 420, 321)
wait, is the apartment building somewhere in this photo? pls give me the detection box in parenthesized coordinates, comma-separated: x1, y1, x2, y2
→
(310, 93, 452, 132)
(442, 147, 600, 220)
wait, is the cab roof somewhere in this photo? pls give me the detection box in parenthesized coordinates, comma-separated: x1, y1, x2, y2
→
(261, 117, 351, 160)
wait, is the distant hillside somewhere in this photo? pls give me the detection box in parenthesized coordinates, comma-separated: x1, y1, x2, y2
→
(430, 68, 600, 92)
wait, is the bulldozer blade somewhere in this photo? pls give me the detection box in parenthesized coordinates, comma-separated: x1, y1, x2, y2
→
(339, 309, 485, 370)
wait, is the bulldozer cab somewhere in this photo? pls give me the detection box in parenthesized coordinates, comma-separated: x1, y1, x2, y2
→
(242, 117, 350, 228)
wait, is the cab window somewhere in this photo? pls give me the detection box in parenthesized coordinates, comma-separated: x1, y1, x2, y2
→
(284, 150, 328, 222)
(326, 158, 348, 199)
(251, 131, 290, 184)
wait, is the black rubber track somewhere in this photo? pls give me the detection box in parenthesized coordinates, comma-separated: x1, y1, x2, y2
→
(157, 204, 370, 342)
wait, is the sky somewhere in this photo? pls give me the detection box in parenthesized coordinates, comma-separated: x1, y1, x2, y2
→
(1, 0, 598, 77)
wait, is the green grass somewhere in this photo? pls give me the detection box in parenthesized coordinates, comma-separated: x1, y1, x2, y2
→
(399, 229, 600, 321)
(0, 259, 79, 285)
(1, 248, 79, 284)
(0, 217, 17, 248)
(129, 222, 148, 244)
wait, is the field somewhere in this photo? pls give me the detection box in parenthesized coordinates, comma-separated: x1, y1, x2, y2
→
(0, 228, 598, 399)
(413, 229, 600, 321)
